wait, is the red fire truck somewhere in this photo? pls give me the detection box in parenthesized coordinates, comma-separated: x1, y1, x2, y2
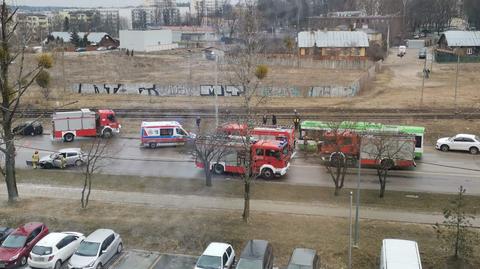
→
(195, 139, 291, 179)
(319, 131, 416, 169)
(52, 109, 121, 142)
(220, 123, 296, 152)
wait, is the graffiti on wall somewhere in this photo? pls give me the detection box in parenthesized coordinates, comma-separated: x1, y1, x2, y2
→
(73, 83, 361, 97)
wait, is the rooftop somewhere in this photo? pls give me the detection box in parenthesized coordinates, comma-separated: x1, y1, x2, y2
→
(298, 31, 369, 48)
(441, 31, 480, 47)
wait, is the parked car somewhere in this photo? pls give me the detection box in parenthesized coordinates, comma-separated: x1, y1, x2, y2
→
(379, 239, 422, 269)
(28, 232, 84, 269)
(96, 47, 107, 51)
(68, 229, 122, 269)
(0, 228, 13, 245)
(107, 46, 117, 50)
(75, 47, 86, 52)
(236, 240, 273, 269)
(287, 248, 320, 269)
(418, 47, 427, 59)
(436, 134, 480, 154)
(13, 121, 43, 136)
(38, 148, 86, 169)
(195, 242, 235, 269)
(0, 222, 49, 268)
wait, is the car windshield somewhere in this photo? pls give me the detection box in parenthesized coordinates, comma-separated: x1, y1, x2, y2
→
(475, 136, 480, 142)
(32, 246, 53, 255)
(196, 255, 221, 269)
(49, 153, 59, 159)
(75, 241, 100, 257)
(1, 234, 27, 248)
(236, 258, 263, 269)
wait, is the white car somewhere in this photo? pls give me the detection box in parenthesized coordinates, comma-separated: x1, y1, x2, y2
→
(28, 232, 85, 269)
(195, 242, 235, 269)
(436, 134, 480, 154)
(68, 229, 122, 269)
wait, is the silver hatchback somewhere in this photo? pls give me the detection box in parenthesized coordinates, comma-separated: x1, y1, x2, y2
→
(68, 229, 123, 269)
(38, 148, 86, 169)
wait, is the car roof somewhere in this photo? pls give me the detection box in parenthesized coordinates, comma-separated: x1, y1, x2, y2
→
(455, 134, 477, 139)
(202, 242, 232, 256)
(12, 222, 44, 236)
(35, 232, 69, 247)
(58, 148, 82, 153)
(290, 248, 316, 266)
(240, 240, 269, 260)
(85, 229, 114, 243)
(383, 239, 421, 268)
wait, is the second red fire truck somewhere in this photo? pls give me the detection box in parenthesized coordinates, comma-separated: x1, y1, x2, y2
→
(52, 109, 121, 142)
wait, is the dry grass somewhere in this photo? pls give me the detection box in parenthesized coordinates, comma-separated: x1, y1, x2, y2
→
(0, 198, 478, 269)
(16, 169, 480, 215)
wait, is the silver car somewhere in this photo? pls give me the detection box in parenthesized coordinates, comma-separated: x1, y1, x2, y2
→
(68, 229, 123, 269)
(38, 148, 86, 169)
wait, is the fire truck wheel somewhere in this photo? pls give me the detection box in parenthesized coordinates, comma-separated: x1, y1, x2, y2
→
(103, 129, 113, 138)
(380, 159, 394, 170)
(261, 168, 274, 180)
(64, 133, 74, 142)
(213, 164, 224, 175)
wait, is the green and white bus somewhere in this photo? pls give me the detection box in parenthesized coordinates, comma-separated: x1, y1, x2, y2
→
(300, 121, 425, 159)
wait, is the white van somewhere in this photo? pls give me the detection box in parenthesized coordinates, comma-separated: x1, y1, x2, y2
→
(140, 121, 193, 148)
(380, 239, 422, 269)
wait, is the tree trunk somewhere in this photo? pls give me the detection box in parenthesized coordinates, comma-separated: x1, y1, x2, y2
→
(204, 161, 212, 187)
(4, 128, 18, 202)
(378, 169, 387, 198)
(85, 175, 92, 208)
(81, 174, 88, 208)
(242, 179, 250, 223)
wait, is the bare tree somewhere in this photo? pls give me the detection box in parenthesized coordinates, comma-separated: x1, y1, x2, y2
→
(433, 186, 478, 262)
(193, 134, 230, 187)
(81, 138, 109, 209)
(226, 0, 268, 223)
(0, 2, 53, 202)
(361, 133, 416, 198)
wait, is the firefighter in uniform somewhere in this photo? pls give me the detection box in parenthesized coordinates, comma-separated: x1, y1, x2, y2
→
(60, 154, 66, 169)
(32, 151, 40, 169)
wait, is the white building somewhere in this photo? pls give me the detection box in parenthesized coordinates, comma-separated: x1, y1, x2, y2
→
(190, 0, 226, 16)
(119, 29, 178, 52)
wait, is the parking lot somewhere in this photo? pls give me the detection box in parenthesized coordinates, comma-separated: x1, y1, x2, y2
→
(21, 250, 197, 269)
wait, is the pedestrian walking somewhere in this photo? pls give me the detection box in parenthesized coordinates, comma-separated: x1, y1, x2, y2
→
(32, 151, 40, 169)
(272, 114, 277, 126)
(130, 50, 134, 57)
(262, 114, 268, 125)
(196, 116, 201, 130)
(60, 154, 66, 169)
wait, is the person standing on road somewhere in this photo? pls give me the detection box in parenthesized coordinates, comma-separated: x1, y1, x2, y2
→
(293, 109, 301, 136)
(60, 154, 66, 169)
(32, 151, 40, 169)
(272, 114, 277, 126)
(196, 116, 201, 130)
(262, 114, 268, 125)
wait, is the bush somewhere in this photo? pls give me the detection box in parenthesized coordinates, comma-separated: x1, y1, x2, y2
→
(255, 64, 268, 80)
(37, 53, 53, 69)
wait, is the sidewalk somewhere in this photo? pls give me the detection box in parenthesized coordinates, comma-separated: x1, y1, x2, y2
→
(3, 183, 480, 227)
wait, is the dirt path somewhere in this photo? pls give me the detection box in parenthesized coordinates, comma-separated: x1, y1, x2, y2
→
(6, 183, 480, 227)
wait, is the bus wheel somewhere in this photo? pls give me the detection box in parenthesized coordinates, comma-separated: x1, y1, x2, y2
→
(64, 133, 74, 142)
(380, 159, 394, 170)
(261, 168, 274, 180)
(213, 164, 224, 175)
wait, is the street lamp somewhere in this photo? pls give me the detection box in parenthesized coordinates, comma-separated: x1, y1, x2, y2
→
(402, 0, 408, 41)
(348, 191, 353, 269)
(214, 53, 219, 127)
(453, 48, 464, 113)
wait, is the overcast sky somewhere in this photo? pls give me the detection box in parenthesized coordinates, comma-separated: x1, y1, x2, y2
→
(15, 0, 144, 7)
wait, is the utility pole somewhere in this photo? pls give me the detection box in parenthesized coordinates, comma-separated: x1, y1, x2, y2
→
(348, 191, 353, 269)
(402, 0, 408, 42)
(214, 54, 219, 127)
(454, 52, 460, 112)
(421, 53, 427, 106)
(353, 155, 361, 246)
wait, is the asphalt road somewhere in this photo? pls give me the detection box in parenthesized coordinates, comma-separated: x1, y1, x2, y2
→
(14, 135, 480, 195)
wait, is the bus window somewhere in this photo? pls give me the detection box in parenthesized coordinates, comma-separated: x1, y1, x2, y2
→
(415, 135, 422, 148)
(160, 128, 174, 137)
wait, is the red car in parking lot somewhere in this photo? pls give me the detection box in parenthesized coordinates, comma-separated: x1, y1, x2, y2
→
(0, 222, 49, 268)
